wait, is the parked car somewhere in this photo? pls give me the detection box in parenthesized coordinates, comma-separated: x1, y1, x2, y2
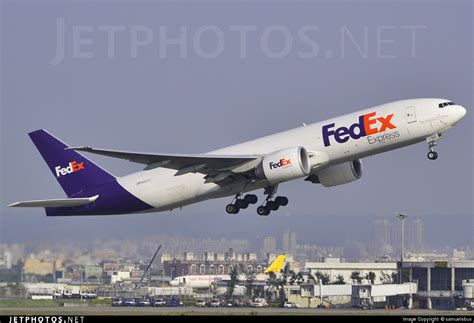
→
(138, 298, 152, 306)
(123, 298, 137, 306)
(231, 299, 244, 307)
(112, 297, 124, 307)
(251, 298, 268, 308)
(195, 299, 207, 307)
(283, 301, 300, 308)
(153, 298, 167, 307)
(167, 298, 184, 307)
(210, 298, 221, 307)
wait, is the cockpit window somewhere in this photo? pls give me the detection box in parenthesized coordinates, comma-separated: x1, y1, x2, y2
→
(439, 101, 455, 108)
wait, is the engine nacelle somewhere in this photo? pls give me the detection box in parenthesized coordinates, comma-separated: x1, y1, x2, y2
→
(314, 159, 362, 187)
(256, 147, 311, 184)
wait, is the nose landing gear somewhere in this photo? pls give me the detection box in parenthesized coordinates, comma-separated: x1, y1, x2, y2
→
(427, 151, 438, 160)
(427, 134, 440, 160)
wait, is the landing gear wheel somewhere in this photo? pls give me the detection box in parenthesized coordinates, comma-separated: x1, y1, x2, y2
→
(226, 204, 239, 214)
(266, 201, 279, 211)
(275, 196, 289, 206)
(235, 199, 249, 209)
(244, 194, 258, 204)
(257, 206, 270, 216)
(427, 151, 438, 160)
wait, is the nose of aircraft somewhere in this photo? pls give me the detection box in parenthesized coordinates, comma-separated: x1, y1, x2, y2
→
(170, 279, 178, 286)
(455, 105, 467, 121)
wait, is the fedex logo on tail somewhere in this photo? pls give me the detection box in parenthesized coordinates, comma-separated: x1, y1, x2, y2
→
(269, 158, 292, 169)
(55, 161, 85, 177)
(322, 112, 396, 147)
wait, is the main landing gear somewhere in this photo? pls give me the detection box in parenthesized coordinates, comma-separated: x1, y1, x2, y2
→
(256, 185, 289, 216)
(225, 186, 289, 216)
(225, 193, 258, 214)
(427, 134, 440, 160)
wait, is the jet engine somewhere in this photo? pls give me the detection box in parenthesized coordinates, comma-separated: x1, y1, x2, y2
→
(255, 147, 311, 184)
(308, 159, 362, 187)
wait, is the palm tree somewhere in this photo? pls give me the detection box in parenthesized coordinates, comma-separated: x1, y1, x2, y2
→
(365, 271, 376, 284)
(266, 272, 279, 301)
(315, 271, 330, 285)
(296, 272, 304, 285)
(350, 271, 362, 284)
(333, 274, 345, 285)
(307, 272, 316, 283)
(244, 270, 256, 298)
(226, 267, 239, 299)
(289, 270, 297, 285)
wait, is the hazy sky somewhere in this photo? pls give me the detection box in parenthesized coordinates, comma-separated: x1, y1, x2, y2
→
(1, 0, 472, 245)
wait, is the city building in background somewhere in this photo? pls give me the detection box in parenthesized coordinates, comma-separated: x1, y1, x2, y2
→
(372, 217, 424, 258)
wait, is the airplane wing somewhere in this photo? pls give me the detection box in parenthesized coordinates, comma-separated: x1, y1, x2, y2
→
(68, 146, 262, 180)
(8, 195, 99, 208)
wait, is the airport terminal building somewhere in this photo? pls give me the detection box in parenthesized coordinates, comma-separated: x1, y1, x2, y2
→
(305, 258, 398, 284)
(404, 260, 474, 309)
(303, 258, 474, 309)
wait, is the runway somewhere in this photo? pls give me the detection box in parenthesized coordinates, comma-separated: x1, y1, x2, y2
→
(1, 306, 471, 316)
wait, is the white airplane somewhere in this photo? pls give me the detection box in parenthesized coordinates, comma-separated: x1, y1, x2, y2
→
(8, 98, 466, 216)
(170, 255, 287, 288)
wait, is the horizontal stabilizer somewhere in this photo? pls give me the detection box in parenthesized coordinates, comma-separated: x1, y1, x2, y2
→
(8, 195, 99, 208)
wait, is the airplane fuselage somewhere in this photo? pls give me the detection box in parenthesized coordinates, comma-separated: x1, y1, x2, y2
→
(113, 98, 465, 214)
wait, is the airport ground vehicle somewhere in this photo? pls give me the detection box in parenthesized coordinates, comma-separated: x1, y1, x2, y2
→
(80, 290, 97, 299)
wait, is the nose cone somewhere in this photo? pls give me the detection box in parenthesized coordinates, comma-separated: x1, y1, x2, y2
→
(458, 106, 467, 119)
(454, 105, 467, 122)
(170, 280, 178, 286)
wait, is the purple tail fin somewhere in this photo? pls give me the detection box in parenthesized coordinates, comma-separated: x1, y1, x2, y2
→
(29, 129, 116, 197)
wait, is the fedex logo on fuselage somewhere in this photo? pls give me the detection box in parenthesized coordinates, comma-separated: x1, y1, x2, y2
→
(55, 161, 85, 177)
(322, 112, 396, 147)
(269, 158, 292, 169)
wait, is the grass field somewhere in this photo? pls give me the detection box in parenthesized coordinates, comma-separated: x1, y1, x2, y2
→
(0, 298, 110, 308)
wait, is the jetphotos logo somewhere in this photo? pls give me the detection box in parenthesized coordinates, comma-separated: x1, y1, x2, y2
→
(322, 112, 396, 147)
(55, 161, 85, 177)
(269, 158, 292, 170)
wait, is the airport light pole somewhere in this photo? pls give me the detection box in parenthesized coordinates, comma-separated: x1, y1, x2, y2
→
(170, 267, 174, 298)
(396, 212, 407, 284)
